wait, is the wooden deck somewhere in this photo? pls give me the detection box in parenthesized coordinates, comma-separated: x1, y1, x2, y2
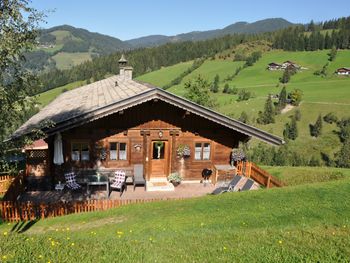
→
(18, 182, 216, 203)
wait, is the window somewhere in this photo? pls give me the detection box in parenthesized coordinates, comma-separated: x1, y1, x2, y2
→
(194, 142, 211, 160)
(109, 142, 127, 161)
(71, 142, 90, 161)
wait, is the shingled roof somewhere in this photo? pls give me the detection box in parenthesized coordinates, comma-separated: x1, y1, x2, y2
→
(12, 75, 284, 145)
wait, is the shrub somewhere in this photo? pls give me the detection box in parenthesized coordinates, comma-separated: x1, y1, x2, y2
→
(237, 89, 252, 101)
(323, 112, 338, 124)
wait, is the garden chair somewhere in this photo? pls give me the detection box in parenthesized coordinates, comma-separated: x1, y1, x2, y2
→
(211, 175, 242, 195)
(64, 172, 82, 190)
(133, 164, 146, 191)
(110, 170, 127, 197)
(240, 178, 255, 191)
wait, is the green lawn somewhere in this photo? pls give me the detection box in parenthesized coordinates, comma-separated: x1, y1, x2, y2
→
(263, 166, 350, 186)
(1, 178, 349, 262)
(52, 52, 92, 70)
(36, 81, 86, 107)
(168, 60, 245, 96)
(136, 61, 193, 87)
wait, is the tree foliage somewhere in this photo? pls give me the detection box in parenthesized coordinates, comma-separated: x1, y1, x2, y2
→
(257, 96, 275, 124)
(0, 0, 43, 170)
(210, 74, 219, 93)
(277, 86, 287, 111)
(184, 75, 215, 108)
(310, 115, 323, 137)
(288, 89, 303, 106)
(283, 116, 298, 140)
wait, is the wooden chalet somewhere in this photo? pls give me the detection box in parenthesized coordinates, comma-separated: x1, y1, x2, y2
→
(12, 56, 284, 188)
(336, 67, 350, 75)
(281, 61, 300, 70)
(267, 62, 282, 70)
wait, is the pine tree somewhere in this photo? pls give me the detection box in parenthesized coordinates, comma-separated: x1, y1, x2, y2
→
(238, 111, 249, 124)
(310, 114, 323, 137)
(210, 74, 219, 93)
(289, 116, 298, 140)
(336, 139, 350, 168)
(223, 83, 229, 93)
(329, 46, 337, 61)
(294, 109, 302, 121)
(257, 96, 275, 124)
(277, 86, 287, 111)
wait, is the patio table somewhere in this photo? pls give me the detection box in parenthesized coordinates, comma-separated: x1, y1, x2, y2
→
(86, 174, 110, 199)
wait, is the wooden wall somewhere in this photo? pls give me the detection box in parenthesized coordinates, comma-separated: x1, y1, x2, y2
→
(50, 100, 248, 180)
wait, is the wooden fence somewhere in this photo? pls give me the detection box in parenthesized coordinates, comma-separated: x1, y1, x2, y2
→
(0, 197, 184, 222)
(2, 171, 26, 201)
(0, 174, 15, 195)
(236, 161, 283, 188)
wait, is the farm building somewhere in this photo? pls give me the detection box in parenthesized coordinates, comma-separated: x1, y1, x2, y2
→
(267, 62, 282, 70)
(281, 61, 300, 70)
(12, 56, 283, 191)
(336, 67, 350, 75)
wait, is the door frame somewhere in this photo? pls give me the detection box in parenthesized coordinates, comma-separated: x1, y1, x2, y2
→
(148, 139, 171, 180)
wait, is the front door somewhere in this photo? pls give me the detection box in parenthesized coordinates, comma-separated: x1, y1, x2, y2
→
(150, 140, 169, 178)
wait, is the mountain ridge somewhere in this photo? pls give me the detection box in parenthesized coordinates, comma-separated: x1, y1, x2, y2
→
(126, 18, 294, 48)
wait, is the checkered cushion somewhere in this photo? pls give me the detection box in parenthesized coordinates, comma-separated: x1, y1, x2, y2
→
(64, 172, 81, 190)
(111, 170, 126, 189)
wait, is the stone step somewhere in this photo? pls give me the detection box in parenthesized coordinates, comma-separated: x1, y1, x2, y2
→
(146, 181, 174, 192)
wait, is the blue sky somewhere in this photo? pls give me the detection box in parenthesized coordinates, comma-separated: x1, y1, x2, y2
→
(32, 0, 349, 40)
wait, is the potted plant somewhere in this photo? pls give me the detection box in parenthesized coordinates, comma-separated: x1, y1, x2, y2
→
(230, 148, 246, 166)
(176, 144, 191, 158)
(167, 172, 183, 187)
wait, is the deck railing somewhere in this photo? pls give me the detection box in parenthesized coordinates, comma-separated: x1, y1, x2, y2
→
(0, 197, 184, 222)
(0, 173, 16, 196)
(236, 161, 283, 188)
(2, 171, 26, 201)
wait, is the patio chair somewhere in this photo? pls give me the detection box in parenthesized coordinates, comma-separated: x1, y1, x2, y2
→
(211, 175, 242, 195)
(240, 178, 255, 191)
(133, 164, 146, 191)
(64, 172, 82, 190)
(110, 170, 127, 197)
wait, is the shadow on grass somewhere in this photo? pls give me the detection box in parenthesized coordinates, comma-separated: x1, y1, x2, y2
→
(10, 219, 39, 233)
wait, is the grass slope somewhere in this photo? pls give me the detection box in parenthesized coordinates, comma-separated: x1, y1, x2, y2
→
(52, 52, 92, 70)
(138, 50, 350, 161)
(36, 81, 86, 107)
(136, 61, 193, 87)
(1, 178, 350, 262)
(168, 60, 245, 96)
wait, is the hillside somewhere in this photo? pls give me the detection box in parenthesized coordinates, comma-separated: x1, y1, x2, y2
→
(1, 174, 350, 262)
(136, 49, 350, 163)
(26, 25, 131, 71)
(127, 18, 294, 48)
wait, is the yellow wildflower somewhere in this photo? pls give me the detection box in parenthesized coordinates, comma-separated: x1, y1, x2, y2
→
(71, 242, 75, 246)
(66, 237, 70, 240)
(3, 232, 7, 236)
(117, 231, 123, 235)
(2, 255, 7, 259)
(38, 255, 43, 259)
(278, 240, 283, 244)
(223, 246, 227, 250)
(66, 227, 70, 231)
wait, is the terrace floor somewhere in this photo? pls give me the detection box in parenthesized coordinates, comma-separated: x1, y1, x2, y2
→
(18, 182, 217, 204)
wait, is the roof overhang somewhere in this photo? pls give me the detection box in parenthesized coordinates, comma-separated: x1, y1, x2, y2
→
(12, 87, 284, 146)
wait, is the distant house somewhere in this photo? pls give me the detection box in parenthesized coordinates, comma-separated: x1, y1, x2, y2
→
(281, 61, 300, 70)
(267, 62, 282, 70)
(336, 67, 350, 75)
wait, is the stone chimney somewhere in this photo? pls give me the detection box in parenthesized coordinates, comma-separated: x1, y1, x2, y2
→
(118, 54, 133, 80)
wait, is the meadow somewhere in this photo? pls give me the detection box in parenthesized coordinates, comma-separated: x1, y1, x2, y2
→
(1, 171, 349, 262)
(137, 49, 350, 161)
